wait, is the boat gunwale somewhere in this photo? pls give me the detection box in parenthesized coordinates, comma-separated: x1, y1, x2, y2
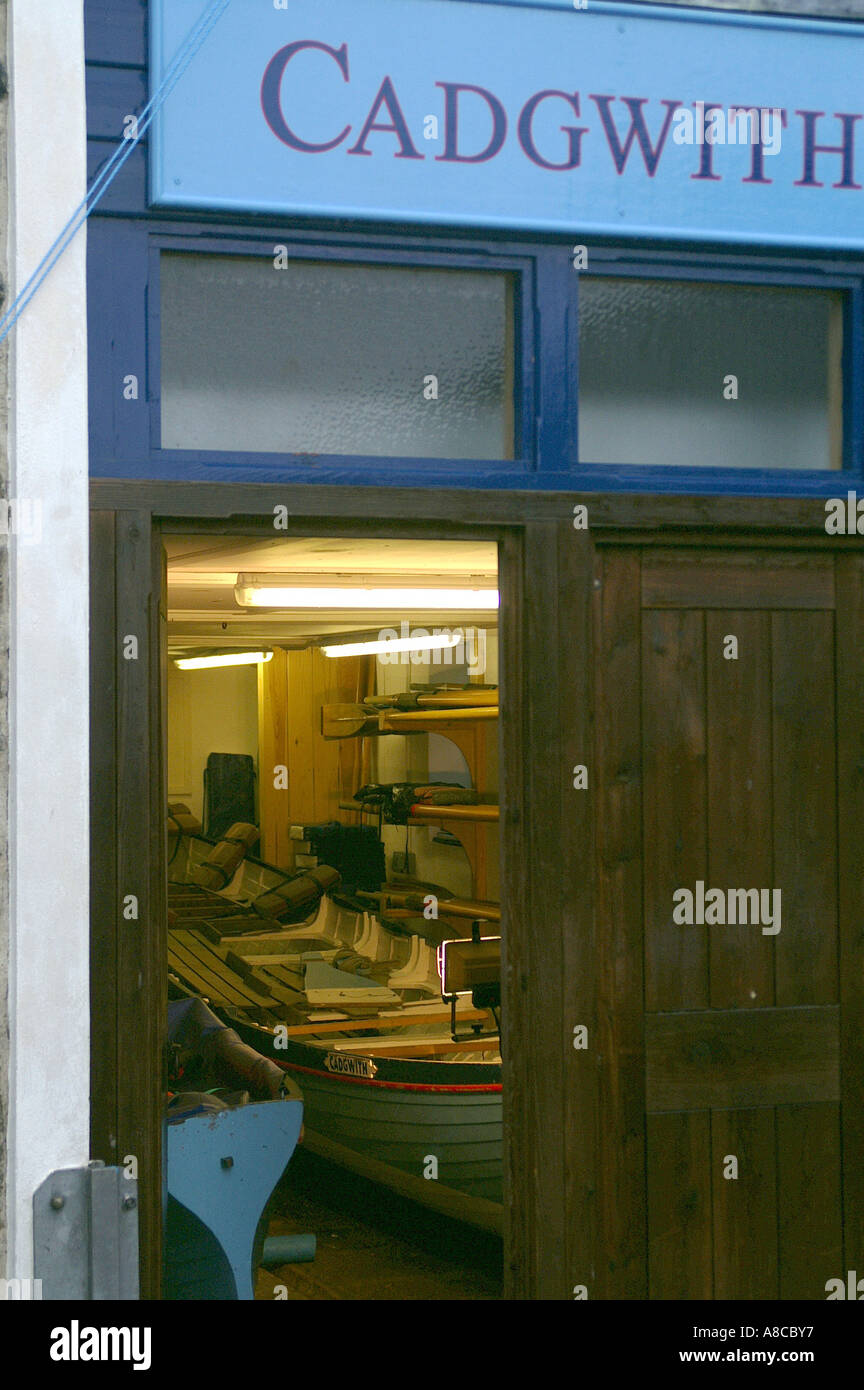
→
(229, 1019, 503, 1088)
(275, 1057, 502, 1096)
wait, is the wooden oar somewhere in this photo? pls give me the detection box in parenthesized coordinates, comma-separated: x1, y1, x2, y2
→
(378, 706, 497, 732)
(321, 704, 380, 739)
(360, 891, 501, 923)
(333, 1036, 499, 1058)
(339, 799, 499, 823)
(368, 691, 498, 711)
(275, 1007, 489, 1037)
(300, 1131, 503, 1235)
(407, 802, 499, 823)
(322, 702, 498, 739)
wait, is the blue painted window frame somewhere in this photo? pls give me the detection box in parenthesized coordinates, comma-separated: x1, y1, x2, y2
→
(89, 212, 864, 495)
(576, 245, 864, 492)
(145, 230, 547, 482)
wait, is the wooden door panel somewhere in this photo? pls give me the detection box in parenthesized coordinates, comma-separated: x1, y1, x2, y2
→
(646, 1006, 840, 1111)
(646, 1111, 712, 1299)
(642, 609, 708, 1013)
(642, 553, 835, 609)
(771, 612, 838, 1006)
(776, 1103, 843, 1300)
(598, 544, 855, 1300)
(90, 510, 165, 1299)
(704, 611, 775, 1010)
(711, 1108, 779, 1300)
(593, 548, 646, 1299)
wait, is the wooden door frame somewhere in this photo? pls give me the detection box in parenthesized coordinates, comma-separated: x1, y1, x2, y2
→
(89, 479, 858, 1300)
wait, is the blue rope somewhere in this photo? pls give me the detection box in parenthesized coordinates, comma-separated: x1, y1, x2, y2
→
(0, 0, 233, 346)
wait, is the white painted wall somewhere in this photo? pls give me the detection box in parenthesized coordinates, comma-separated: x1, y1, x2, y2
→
(5, 0, 90, 1278)
(167, 663, 259, 823)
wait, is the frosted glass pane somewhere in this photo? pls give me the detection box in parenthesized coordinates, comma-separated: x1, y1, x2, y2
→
(160, 253, 514, 459)
(578, 278, 843, 470)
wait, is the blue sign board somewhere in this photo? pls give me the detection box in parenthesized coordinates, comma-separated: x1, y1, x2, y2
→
(150, 0, 864, 248)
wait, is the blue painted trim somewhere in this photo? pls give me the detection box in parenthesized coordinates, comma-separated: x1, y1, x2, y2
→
(535, 247, 577, 471)
(847, 282, 864, 474)
(144, 194, 864, 258)
(85, 0, 148, 68)
(87, 450, 861, 498)
(578, 254, 859, 292)
(88, 212, 864, 492)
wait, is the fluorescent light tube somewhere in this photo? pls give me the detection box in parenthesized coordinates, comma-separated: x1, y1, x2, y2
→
(322, 633, 462, 659)
(174, 651, 274, 670)
(235, 584, 499, 609)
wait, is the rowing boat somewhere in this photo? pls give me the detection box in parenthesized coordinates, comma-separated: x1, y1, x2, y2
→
(167, 833, 503, 1228)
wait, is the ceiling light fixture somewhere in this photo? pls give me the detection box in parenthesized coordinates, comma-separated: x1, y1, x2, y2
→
(321, 633, 463, 659)
(174, 651, 274, 670)
(235, 581, 499, 610)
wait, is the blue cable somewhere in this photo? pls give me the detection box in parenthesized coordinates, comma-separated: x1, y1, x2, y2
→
(0, 0, 233, 346)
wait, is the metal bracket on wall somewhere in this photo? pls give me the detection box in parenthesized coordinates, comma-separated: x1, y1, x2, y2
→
(33, 1161, 139, 1300)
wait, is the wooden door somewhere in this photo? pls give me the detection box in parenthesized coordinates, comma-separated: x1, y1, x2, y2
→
(90, 510, 167, 1298)
(595, 547, 864, 1300)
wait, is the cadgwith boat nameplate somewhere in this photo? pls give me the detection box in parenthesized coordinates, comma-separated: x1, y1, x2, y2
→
(324, 1053, 378, 1080)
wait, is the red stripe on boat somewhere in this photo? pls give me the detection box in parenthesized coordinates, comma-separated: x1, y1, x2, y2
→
(275, 1059, 501, 1094)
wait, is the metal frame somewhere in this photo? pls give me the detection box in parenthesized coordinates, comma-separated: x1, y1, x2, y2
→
(33, 1163, 140, 1302)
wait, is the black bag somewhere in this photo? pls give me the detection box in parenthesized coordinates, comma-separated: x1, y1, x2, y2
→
(203, 753, 256, 840)
(290, 819, 386, 892)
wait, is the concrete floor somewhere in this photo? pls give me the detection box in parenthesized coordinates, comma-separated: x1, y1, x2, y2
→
(255, 1148, 502, 1301)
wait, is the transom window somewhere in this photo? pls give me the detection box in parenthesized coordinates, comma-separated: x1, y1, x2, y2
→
(147, 240, 861, 486)
(578, 276, 844, 472)
(160, 253, 515, 460)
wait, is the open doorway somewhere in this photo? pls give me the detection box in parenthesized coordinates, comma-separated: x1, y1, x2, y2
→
(163, 532, 503, 1299)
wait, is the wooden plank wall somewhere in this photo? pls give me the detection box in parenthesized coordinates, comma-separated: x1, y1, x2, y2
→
(258, 648, 372, 868)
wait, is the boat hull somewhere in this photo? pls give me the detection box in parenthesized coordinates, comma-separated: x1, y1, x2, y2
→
(231, 1023, 503, 1208)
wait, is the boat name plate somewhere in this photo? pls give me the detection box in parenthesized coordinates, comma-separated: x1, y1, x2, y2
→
(323, 1052, 378, 1080)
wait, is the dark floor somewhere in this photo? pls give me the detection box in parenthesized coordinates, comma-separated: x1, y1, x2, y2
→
(255, 1148, 503, 1301)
